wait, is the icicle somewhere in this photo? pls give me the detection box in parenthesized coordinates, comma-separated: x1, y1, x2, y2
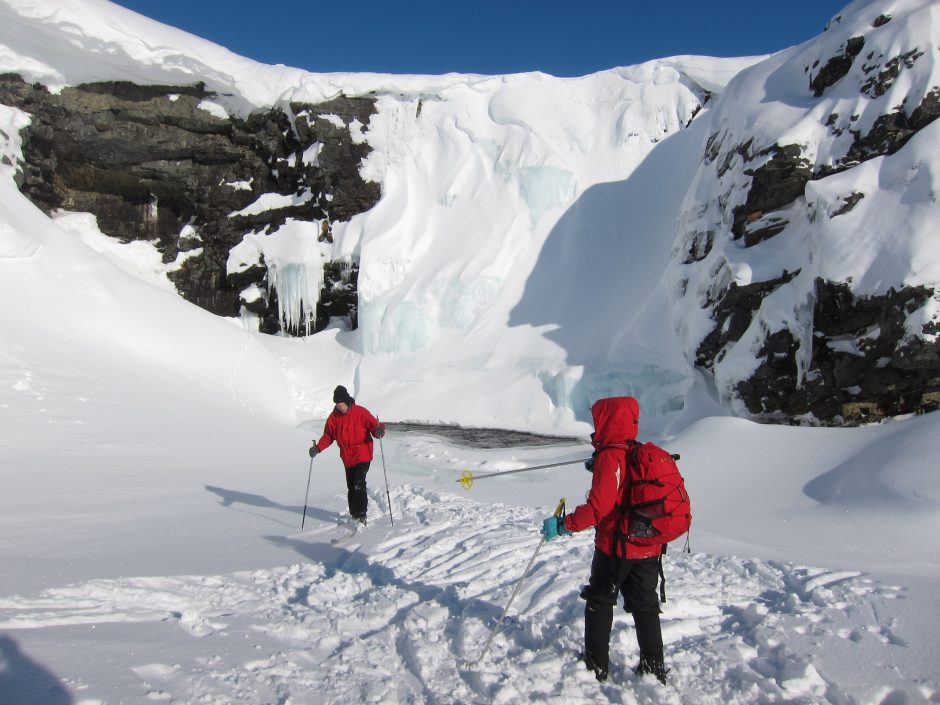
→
(267, 262, 319, 336)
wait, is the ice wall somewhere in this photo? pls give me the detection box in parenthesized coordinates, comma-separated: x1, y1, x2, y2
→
(327, 62, 737, 433)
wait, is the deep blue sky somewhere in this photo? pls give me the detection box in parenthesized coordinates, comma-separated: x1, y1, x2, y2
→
(111, 0, 849, 77)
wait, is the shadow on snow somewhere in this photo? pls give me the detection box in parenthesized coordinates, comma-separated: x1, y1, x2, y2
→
(0, 634, 73, 705)
(205, 484, 343, 528)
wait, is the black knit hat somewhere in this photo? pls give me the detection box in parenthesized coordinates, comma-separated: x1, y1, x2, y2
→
(333, 385, 354, 405)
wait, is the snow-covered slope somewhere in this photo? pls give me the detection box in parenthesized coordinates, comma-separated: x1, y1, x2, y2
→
(1, 1, 939, 703)
(0, 175, 297, 427)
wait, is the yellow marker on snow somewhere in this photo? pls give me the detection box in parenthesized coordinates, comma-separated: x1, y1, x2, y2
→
(456, 458, 591, 491)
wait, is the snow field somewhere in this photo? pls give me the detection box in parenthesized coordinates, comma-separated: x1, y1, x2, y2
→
(1, 481, 932, 705)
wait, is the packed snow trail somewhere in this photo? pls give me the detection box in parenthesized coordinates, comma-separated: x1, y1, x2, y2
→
(0, 485, 932, 705)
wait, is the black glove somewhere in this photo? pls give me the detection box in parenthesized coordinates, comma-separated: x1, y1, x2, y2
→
(308, 445, 319, 458)
(585, 454, 596, 472)
(373, 424, 386, 439)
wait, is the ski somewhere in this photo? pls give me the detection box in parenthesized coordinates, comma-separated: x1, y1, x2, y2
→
(330, 529, 357, 545)
(329, 520, 365, 545)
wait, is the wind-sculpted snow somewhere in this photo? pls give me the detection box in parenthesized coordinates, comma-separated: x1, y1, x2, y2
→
(342, 63, 722, 430)
(0, 177, 298, 427)
(0, 484, 930, 704)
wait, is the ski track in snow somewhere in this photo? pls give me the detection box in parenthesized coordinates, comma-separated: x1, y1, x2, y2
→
(0, 485, 932, 705)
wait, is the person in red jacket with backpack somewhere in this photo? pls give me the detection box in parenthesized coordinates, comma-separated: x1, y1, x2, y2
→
(541, 396, 668, 685)
(309, 385, 385, 525)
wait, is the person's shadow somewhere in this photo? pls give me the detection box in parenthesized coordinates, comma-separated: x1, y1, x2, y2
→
(205, 485, 341, 528)
(0, 635, 73, 705)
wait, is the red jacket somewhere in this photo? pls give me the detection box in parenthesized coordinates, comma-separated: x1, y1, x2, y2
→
(563, 397, 661, 560)
(315, 403, 383, 468)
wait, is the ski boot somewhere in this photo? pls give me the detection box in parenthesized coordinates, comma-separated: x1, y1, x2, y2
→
(579, 652, 608, 683)
(633, 655, 668, 685)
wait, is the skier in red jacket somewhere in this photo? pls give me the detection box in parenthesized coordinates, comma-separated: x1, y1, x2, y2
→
(541, 396, 667, 684)
(309, 385, 386, 525)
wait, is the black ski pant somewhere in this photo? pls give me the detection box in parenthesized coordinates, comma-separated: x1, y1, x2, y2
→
(580, 548, 663, 673)
(344, 462, 370, 520)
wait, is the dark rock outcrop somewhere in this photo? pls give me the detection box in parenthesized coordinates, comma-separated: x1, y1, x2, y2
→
(819, 67, 938, 178)
(736, 281, 940, 424)
(316, 259, 359, 331)
(731, 145, 812, 246)
(695, 270, 801, 370)
(809, 35, 865, 96)
(0, 73, 380, 335)
(683, 6, 940, 426)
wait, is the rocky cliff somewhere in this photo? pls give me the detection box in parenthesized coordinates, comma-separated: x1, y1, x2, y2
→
(673, 2, 940, 424)
(0, 73, 377, 335)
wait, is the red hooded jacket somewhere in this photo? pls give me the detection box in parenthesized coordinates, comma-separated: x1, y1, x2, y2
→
(562, 397, 661, 560)
(315, 403, 383, 468)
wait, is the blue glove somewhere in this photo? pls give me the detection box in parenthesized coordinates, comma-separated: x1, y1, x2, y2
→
(541, 516, 571, 541)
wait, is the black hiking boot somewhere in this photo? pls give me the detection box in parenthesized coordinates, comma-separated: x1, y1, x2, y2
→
(579, 652, 608, 683)
(633, 655, 668, 685)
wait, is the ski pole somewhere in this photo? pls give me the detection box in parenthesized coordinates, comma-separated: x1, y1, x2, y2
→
(301, 455, 313, 530)
(378, 418, 393, 526)
(457, 458, 591, 489)
(466, 497, 566, 668)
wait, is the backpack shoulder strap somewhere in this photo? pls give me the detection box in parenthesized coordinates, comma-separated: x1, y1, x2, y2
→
(607, 440, 640, 559)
